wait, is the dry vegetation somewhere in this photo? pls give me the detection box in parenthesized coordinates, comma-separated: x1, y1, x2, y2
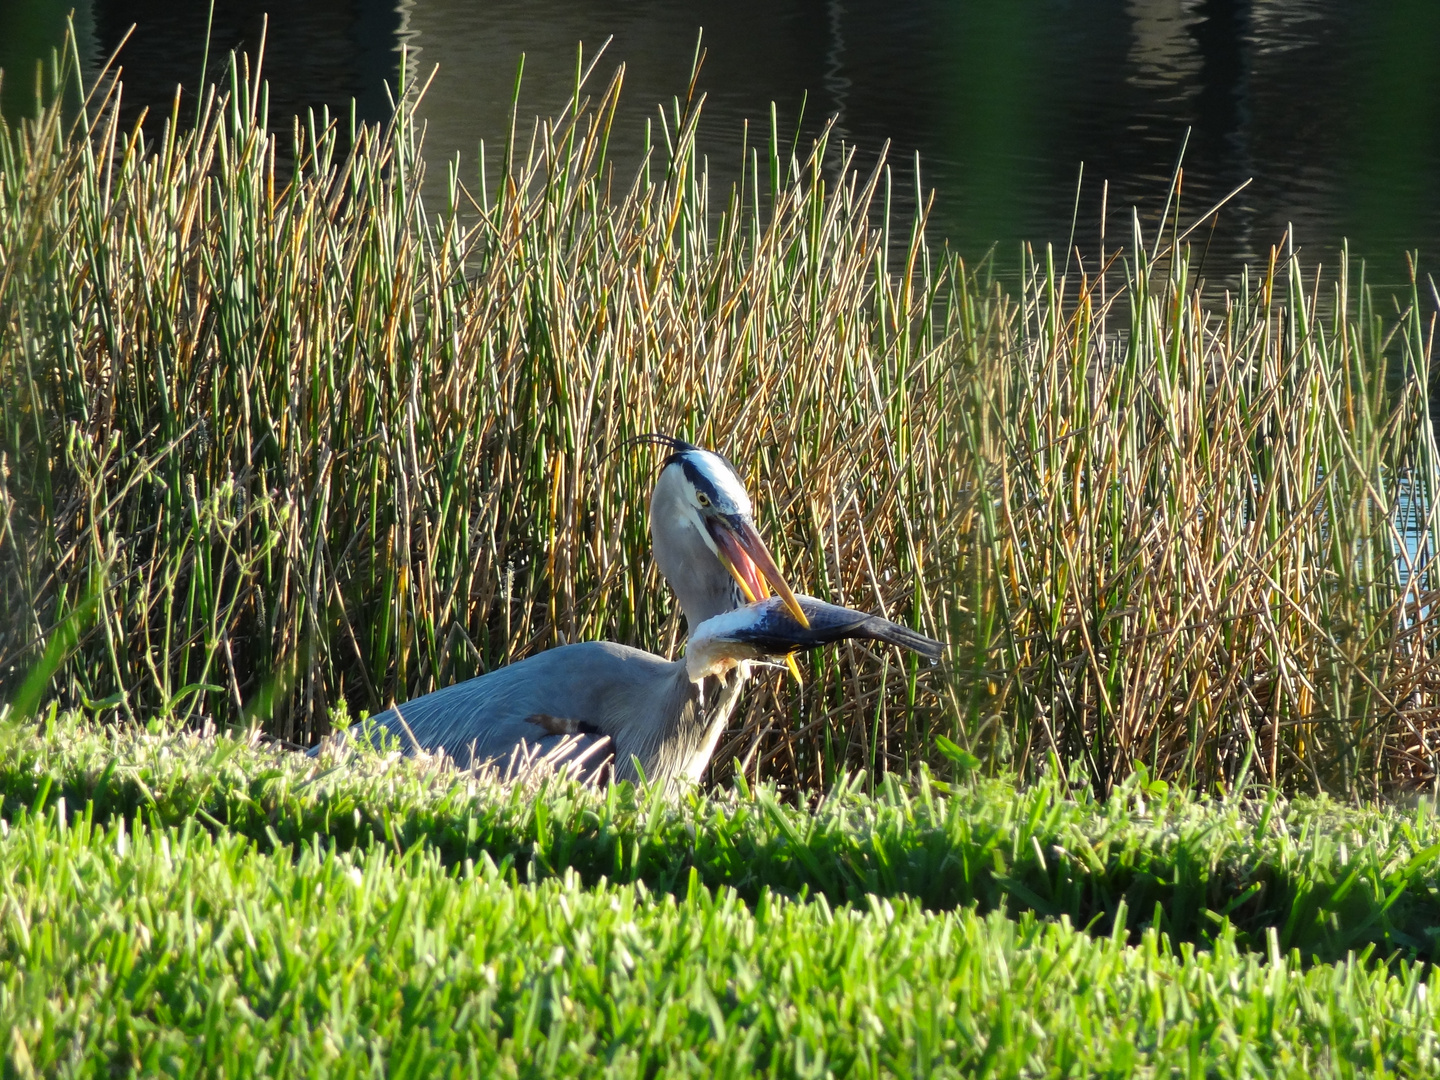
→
(2, 40, 1438, 796)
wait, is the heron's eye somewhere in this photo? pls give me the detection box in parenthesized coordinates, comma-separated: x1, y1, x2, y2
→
(696, 492, 711, 507)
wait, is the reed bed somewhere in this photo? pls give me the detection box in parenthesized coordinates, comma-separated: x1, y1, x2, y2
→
(1, 40, 1438, 796)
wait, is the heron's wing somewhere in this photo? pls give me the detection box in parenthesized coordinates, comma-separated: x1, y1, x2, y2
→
(372, 710, 612, 775)
(725, 595, 945, 660)
(466, 724, 614, 784)
(319, 641, 673, 772)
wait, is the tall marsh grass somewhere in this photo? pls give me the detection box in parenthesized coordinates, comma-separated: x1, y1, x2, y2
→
(1, 39, 1437, 796)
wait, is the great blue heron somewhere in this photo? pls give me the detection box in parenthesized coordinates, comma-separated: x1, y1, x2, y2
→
(333, 594, 942, 788)
(317, 439, 944, 787)
(319, 440, 801, 768)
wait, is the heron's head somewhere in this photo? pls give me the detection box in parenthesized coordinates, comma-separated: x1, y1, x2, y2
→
(647, 439, 810, 628)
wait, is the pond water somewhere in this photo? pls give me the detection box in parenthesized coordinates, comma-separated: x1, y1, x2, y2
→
(3, 0, 1438, 290)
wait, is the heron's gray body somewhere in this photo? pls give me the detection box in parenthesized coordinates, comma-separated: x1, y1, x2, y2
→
(364, 642, 669, 770)
(353, 642, 743, 784)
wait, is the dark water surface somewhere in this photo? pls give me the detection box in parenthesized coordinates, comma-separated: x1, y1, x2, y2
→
(4, 0, 1439, 289)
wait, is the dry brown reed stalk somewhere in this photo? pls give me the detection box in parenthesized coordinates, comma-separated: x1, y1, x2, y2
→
(2, 37, 1438, 797)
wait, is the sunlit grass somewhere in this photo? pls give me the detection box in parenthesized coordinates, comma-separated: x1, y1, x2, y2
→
(3, 714, 1440, 1076)
(6, 709, 1440, 964)
(1, 35, 1437, 795)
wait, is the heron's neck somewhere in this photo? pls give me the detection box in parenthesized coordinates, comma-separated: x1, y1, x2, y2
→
(683, 607, 764, 681)
(651, 481, 742, 629)
(613, 664, 749, 789)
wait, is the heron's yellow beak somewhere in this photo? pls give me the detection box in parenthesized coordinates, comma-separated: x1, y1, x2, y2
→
(709, 515, 811, 629)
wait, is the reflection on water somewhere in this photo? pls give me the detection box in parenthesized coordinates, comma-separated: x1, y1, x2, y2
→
(0, 0, 97, 117)
(3, 0, 1438, 288)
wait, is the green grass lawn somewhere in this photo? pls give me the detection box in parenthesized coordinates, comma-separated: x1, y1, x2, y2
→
(3, 713, 1439, 1077)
